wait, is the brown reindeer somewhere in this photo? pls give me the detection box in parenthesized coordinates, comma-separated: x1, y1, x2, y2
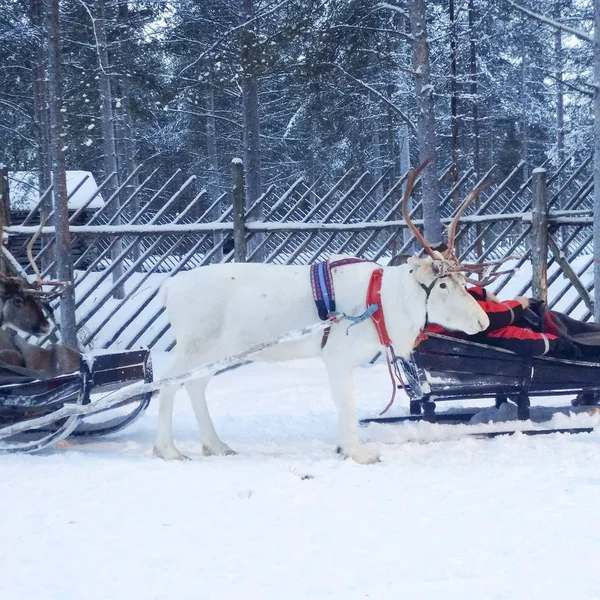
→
(0, 217, 79, 378)
(0, 276, 80, 378)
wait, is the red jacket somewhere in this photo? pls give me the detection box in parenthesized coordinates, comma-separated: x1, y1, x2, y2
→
(428, 286, 560, 356)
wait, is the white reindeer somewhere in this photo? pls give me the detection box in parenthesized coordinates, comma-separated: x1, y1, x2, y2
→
(153, 169, 491, 464)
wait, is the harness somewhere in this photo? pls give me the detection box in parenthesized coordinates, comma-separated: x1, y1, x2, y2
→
(310, 259, 435, 415)
(310, 258, 371, 347)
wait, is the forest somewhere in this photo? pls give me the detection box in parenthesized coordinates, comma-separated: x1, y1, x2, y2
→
(0, 0, 595, 241)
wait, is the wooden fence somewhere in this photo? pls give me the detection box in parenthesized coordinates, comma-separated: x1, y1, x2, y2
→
(3, 153, 596, 351)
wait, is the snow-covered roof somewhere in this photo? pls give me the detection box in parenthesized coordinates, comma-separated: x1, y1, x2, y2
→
(8, 171, 105, 211)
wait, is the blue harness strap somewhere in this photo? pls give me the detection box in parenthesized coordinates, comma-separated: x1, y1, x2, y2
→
(310, 258, 369, 321)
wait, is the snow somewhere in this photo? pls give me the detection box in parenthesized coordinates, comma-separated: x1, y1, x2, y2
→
(8, 170, 105, 210)
(1, 352, 600, 599)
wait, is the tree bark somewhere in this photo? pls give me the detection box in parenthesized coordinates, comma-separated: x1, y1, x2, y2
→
(410, 0, 442, 243)
(521, 39, 530, 180)
(469, 0, 483, 257)
(95, 0, 124, 297)
(116, 2, 137, 206)
(239, 0, 263, 260)
(554, 1, 565, 168)
(206, 65, 222, 261)
(468, 0, 480, 176)
(450, 0, 460, 205)
(31, 0, 51, 201)
(115, 1, 139, 262)
(593, 0, 600, 321)
(46, 0, 77, 348)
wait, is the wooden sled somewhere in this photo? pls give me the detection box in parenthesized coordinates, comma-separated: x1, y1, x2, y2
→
(0, 349, 152, 453)
(360, 333, 600, 436)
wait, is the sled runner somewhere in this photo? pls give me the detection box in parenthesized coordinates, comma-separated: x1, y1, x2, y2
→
(0, 348, 152, 454)
(360, 333, 600, 436)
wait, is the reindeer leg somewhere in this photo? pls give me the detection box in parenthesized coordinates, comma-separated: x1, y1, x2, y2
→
(185, 377, 236, 456)
(325, 361, 380, 465)
(153, 382, 189, 461)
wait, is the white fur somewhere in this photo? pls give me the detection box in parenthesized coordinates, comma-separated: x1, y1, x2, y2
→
(154, 255, 489, 464)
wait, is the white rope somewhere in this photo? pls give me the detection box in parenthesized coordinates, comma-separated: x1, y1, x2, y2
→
(0, 318, 334, 441)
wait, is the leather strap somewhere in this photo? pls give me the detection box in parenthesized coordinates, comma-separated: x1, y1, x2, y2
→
(366, 268, 392, 347)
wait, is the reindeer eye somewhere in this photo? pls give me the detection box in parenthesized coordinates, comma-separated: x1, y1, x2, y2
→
(13, 297, 23, 307)
(439, 282, 447, 289)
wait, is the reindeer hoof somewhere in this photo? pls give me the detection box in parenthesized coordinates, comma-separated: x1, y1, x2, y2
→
(203, 443, 236, 456)
(338, 445, 380, 465)
(152, 446, 190, 461)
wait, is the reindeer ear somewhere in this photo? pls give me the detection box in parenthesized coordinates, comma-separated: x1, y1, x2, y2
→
(0, 278, 24, 299)
(0, 280, 15, 299)
(389, 254, 412, 266)
(406, 256, 423, 270)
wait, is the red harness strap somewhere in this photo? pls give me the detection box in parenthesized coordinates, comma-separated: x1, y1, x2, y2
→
(366, 269, 392, 347)
(366, 269, 415, 416)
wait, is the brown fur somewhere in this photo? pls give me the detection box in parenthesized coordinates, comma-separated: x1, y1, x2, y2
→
(0, 329, 80, 377)
(12, 335, 80, 377)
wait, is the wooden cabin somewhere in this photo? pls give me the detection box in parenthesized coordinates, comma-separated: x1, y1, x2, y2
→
(2, 170, 104, 268)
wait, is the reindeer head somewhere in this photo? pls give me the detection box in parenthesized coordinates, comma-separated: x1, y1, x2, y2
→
(0, 214, 66, 337)
(0, 276, 52, 336)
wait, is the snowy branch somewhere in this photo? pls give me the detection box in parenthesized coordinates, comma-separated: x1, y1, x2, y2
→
(507, 0, 593, 44)
(322, 63, 416, 134)
(377, 3, 409, 19)
(329, 24, 413, 41)
(177, 0, 292, 77)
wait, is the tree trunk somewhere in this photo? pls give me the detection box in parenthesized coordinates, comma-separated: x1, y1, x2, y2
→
(410, 0, 442, 243)
(450, 0, 460, 205)
(521, 39, 530, 181)
(96, 0, 124, 297)
(116, 1, 139, 262)
(31, 0, 51, 201)
(206, 65, 222, 261)
(398, 124, 413, 250)
(468, 0, 479, 176)
(468, 0, 483, 257)
(593, 0, 600, 321)
(239, 0, 263, 260)
(116, 2, 137, 207)
(554, 1, 565, 168)
(46, 0, 77, 348)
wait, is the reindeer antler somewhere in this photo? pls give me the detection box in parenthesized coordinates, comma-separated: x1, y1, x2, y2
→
(27, 214, 46, 285)
(401, 168, 520, 287)
(447, 181, 491, 255)
(401, 159, 439, 260)
(25, 214, 66, 297)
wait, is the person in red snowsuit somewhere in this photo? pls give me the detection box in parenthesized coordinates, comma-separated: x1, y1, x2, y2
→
(427, 285, 577, 357)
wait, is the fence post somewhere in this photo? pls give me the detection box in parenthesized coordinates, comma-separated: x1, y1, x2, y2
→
(231, 158, 247, 262)
(531, 167, 548, 302)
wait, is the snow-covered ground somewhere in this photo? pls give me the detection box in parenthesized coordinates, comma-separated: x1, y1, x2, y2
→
(1, 352, 600, 599)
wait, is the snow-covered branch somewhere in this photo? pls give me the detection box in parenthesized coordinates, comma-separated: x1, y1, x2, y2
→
(322, 63, 416, 133)
(507, 0, 593, 44)
(177, 0, 292, 77)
